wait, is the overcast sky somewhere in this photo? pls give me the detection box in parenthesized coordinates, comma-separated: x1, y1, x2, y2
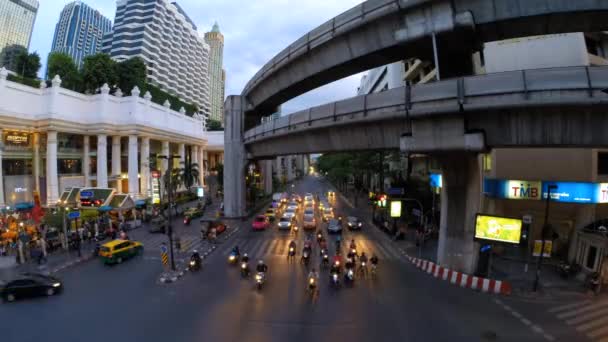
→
(32, 0, 366, 114)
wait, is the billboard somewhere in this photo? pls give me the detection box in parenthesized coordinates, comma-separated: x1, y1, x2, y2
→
(475, 214, 522, 244)
(390, 201, 401, 218)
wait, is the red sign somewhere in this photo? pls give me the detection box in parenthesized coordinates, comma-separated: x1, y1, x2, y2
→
(151, 170, 160, 179)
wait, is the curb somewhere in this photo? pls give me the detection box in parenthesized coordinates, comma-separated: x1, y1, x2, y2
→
(50, 254, 95, 274)
(403, 251, 512, 296)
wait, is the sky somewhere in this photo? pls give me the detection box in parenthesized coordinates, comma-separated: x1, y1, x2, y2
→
(32, 0, 367, 114)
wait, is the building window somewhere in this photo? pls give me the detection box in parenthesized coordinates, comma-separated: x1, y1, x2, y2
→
(58, 159, 82, 174)
(482, 154, 492, 172)
(598, 152, 608, 175)
(2, 159, 33, 176)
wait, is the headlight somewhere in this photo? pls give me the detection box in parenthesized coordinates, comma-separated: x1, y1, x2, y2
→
(229, 255, 235, 261)
(335, 261, 340, 266)
(362, 262, 366, 267)
(255, 274, 262, 281)
(358, 222, 362, 227)
(332, 274, 338, 281)
(348, 270, 354, 277)
(309, 278, 315, 285)
(190, 261, 195, 266)
(52, 283, 61, 288)
(241, 263, 247, 269)
(348, 222, 352, 226)
(289, 247, 294, 252)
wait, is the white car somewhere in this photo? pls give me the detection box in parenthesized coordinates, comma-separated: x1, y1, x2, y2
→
(277, 217, 292, 230)
(283, 208, 297, 219)
(303, 214, 316, 229)
(287, 202, 299, 211)
(303, 209, 314, 217)
(327, 219, 342, 234)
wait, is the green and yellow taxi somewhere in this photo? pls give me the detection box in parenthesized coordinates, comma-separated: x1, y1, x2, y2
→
(99, 239, 143, 265)
(264, 207, 277, 222)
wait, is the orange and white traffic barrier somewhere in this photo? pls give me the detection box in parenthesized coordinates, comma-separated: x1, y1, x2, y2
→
(406, 255, 512, 296)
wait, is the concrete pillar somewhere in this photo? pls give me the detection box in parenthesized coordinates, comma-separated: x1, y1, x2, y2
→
(178, 143, 185, 170)
(224, 95, 247, 218)
(161, 141, 169, 194)
(111, 136, 122, 192)
(140, 137, 150, 198)
(437, 154, 481, 274)
(83, 135, 90, 187)
(33, 132, 40, 194)
(46, 131, 59, 205)
(128, 135, 139, 197)
(199, 146, 205, 187)
(287, 155, 295, 181)
(97, 134, 108, 188)
(203, 150, 209, 175)
(0, 130, 4, 206)
(263, 160, 273, 195)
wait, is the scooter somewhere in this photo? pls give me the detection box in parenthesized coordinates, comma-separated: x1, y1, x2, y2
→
(302, 251, 310, 266)
(241, 261, 250, 277)
(308, 277, 317, 294)
(183, 217, 191, 226)
(228, 252, 239, 265)
(321, 254, 329, 268)
(344, 267, 355, 284)
(255, 272, 266, 290)
(189, 257, 201, 271)
(330, 270, 340, 288)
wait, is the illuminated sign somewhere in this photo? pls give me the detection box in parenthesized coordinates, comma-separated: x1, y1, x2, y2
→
(197, 187, 204, 198)
(599, 184, 608, 203)
(390, 201, 402, 218)
(541, 181, 596, 204)
(14, 187, 28, 193)
(506, 180, 541, 200)
(474, 214, 522, 245)
(533, 240, 552, 258)
(4, 132, 29, 146)
(430, 173, 442, 189)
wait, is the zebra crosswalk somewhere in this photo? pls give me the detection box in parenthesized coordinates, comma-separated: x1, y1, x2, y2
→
(549, 299, 608, 341)
(220, 235, 404, 261)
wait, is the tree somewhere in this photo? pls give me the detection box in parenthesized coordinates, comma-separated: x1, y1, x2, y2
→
(178, 160, 200, 189)
(0, 44, 27, 72)
(207, 119, 223, 131)
(47, 52, 81, 91)
(14, 51, 41, 78)
(82, 53, 118, 94)
(116, 57, 146, 96)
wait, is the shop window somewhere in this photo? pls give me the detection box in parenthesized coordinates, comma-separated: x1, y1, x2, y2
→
(598, 152, 608, 175)
(586, 245, 598, 270)
(90, 157, 97, 174)
(58, 159, 82, 174)
(482, 154, 492, 172)
(2, 159, 33, 175)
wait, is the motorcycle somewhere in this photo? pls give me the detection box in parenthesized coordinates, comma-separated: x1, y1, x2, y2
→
(316, 233, 323, 243)
(241, 261, 250, 277)
(308, 277, 316, 291)
(183, 217, 191, 225)
(255, 272, 266, 290)
(293, 226, 299, 235)
(320, 248, 327, 256)
(344, 267, 355, 283)
(330, 270, 340, 288)
(189, 257, 201, 271)
(359, 260, 367, 275)
(586, 272, 600, 292)
(288, 246, 296, 258)
(559, 262, 580, 279)
(321, 254, 329, 268)
(228, 252, 239, 265)
(371, 263, 377, 278)
(302, 251, 310, 266)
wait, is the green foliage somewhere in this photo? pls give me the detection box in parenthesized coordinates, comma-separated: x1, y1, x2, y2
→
(1, 44, 27, 72)
(14, 51, 41, 78)
(82, 53, 118, 93)
(47, 52, 81, 91)
(207, 119, 223, 131)
(7, 73, 40, 88)
(144, 83, 199, 116)
(116, 57, 146, 96)
(179, 160, 200, 189)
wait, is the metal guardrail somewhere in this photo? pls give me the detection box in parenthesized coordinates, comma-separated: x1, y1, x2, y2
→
(242, 0, 416, 95)
(243, 66, 608, 142)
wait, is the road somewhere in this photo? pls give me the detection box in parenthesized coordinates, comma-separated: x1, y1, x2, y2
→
(0, 176, 585, 342)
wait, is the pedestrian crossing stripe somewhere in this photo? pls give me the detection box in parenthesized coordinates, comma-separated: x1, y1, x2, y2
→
(549, 299, 608, 341)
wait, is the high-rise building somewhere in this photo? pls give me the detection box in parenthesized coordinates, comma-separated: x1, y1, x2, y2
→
(0, 0, 39, 71)
(204, 22, 225, 124)
(50, 1, 112, 70)
(102, 0, 210, 114)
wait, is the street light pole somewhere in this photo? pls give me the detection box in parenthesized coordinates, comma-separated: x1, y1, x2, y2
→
(533, 184, 557, 292)
(158, 154, 180, 271)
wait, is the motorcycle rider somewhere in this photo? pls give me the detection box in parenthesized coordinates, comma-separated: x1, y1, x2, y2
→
(190, 249, 201, 270)
(359, 252, 368, 273)
(349, 239, 356, 251)
(308, 268, 319, 288)
(241, 253, 249, 264)
(231, 245, 240, 257)
(370, 254, 379, 266)
(256, 259, 268, 273)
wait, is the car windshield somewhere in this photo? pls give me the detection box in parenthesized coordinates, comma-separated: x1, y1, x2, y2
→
(304, 216, 314, 222)
(286, 208, 295, 213)
(280, 217, 290, 222)
(304, 210, 313, 215)
(324, 209, 332, 214)
(329, 219, 339, 226)
(255, 217, 265, 222)
(100, 246, 111, 252)
(348, 217, 357, 222)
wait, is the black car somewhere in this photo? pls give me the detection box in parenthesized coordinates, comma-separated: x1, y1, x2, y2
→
(1, 273, 63, 302)
(346, 216, 363, 230)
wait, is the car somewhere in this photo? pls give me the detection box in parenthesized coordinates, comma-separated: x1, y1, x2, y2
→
(346, 216, 363, 230)
(264, 208, 277, 222)
(286, 202, 299, 211)
(327, 191, 336, 198)
(184, 207, 204, 220)
(277, 216, 293, 230)
(303, 208, 314, 217)
(252, 215, 270, 230)
(292, 194, 302, 203)
(1, 273, 63, 302)
(303, 214, 316, 229)
(327, 219, 342, 234)
(149, 216, 167, 233)
(200, 219, 227, 237)
(322, 208, 334, 222)
(283, 208, 297, 219)
(98, 239, 144, 265)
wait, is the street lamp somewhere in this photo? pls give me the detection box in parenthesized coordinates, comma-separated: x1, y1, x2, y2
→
(533, 184, 558, 292)
(157, 154, 181, 271)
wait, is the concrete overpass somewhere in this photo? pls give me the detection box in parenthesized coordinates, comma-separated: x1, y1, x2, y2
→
(241, 0, 608, 120)
(225, 0, 608, 273)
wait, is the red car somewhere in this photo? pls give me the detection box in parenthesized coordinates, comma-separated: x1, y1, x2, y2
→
(252, 215, 270, 231)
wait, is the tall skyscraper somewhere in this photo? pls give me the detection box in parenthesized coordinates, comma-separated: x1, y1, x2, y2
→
(205, 22, 225, 124)
(102, 0, 210, 114)
(0, 0, 39, 71)
(50, 1, 112, 69)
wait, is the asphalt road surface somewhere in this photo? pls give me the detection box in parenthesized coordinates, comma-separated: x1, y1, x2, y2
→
(1, 176, 581, 342)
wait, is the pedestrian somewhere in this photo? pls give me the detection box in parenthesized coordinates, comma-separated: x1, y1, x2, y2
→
(40, 237, 47, 260)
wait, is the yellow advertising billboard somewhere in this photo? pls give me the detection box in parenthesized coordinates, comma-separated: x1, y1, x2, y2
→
(532, 240, 552, 258)
(475, 214, 522, 244)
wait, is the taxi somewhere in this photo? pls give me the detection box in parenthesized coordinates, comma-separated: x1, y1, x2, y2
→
(99, 239, 143, 265)
(264, 207, 277, 222)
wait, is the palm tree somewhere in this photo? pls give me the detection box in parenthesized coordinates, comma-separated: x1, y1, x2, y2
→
(178, 160, 200, 189)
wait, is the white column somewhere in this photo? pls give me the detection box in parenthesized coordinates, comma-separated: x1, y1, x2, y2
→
(128, 135, 139, 197)
(199, 146, 205, 187)
(46, 131, 59, 205)
(0, 130, 4, 206)
(192, 145, 199, 185)
(111, 136, 122, 192)
(161, 141, 169, 194)
(83, 136, 90, 187)
(33, 132, 40, 194)
(178, 143, 185, 169)
(203, 150, 209, 175)
(140, 137, 150, 198)
(97, 134, 108, 188)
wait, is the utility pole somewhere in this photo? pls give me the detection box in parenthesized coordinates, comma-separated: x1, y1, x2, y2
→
(533, 184, 557, 292)
(158, 154, 180, 271)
